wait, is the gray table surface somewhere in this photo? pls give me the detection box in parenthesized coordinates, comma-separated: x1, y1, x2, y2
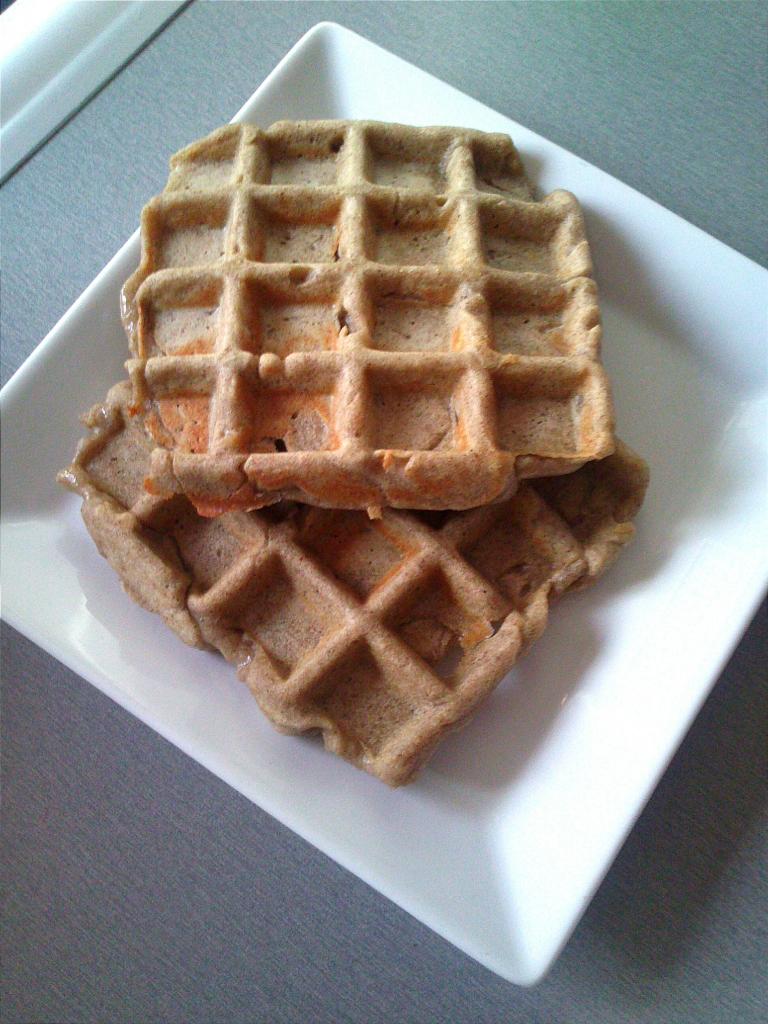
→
(2, 3, 767, 1021)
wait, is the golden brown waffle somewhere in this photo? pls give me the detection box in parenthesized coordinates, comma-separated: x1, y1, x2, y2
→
(60, 383, 646, 785)
(121, 120, 615, 515)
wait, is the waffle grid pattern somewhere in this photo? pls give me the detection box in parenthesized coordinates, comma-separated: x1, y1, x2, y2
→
(123, 121, 614, 512)
(61, 384, 645, 785)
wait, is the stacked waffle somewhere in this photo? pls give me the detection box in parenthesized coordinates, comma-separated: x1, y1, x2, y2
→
(60, 121, 648, 785)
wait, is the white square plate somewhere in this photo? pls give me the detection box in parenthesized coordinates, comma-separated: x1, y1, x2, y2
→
(2, 23, 767, 985)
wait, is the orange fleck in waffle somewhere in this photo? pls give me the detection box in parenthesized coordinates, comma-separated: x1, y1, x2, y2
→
(59, 383, 646, 785)
(121, 120, 614, 515)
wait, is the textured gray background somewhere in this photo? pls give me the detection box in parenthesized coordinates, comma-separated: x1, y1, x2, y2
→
(2, 2, 767, 1021)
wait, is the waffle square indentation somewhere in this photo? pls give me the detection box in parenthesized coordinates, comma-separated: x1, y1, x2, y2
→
(263, 221, 337, 263)
(151, 393, 213, 454)
(387, 568, 489, 679)
(248, 196, 341, 264)
(480, 205, 555, 274)
(368, 127, 448, 191)
(486, 279, 600, 358)
(368, 373, 457, 451)
(298, 510, 407, 599)
(258, 300, 338, 355)
(243, 386, 337, 453)
(493, 366, 584, 455)
(267, 130, 343, 185)
(169, 132, 240, 191)
(153, 199, 230, 270)
(309, 642, 417, 753)
(472, 140, 530, 199)
(168, 512, 247, 590)
(370, 197, 450, 266)
(84, 424, 154, 508)
(372, 296, 453, 353)
(148, 303, 219, 357)
(459, 497, 555, 609)
(376, 223, 448, 265)
(229, 556, 341, 678)
(491, 308, 566, 355)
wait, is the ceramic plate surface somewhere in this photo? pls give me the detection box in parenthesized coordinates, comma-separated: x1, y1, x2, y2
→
(2, 23, 767, 985)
